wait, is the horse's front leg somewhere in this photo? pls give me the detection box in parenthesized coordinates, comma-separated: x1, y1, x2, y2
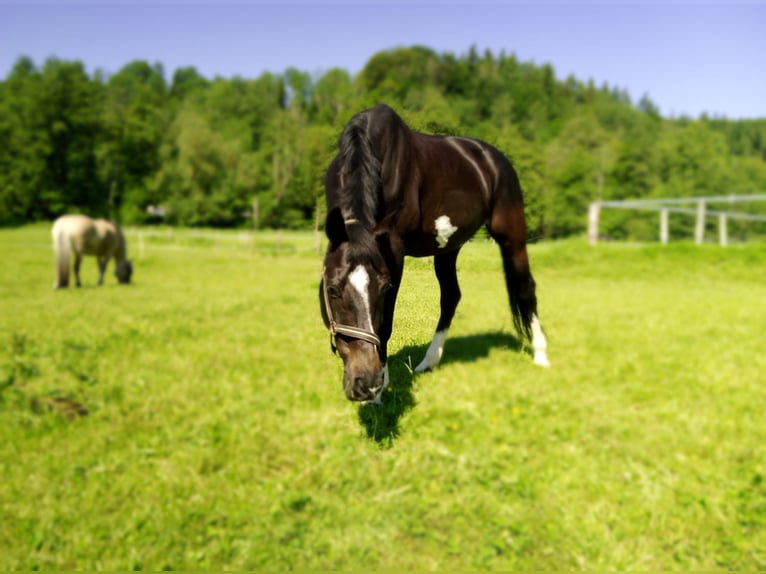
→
(368, 273, 402, 404)
(97, 256, 108, 285)
(415, 248, 461, 372)
(74, 254, 83, 287)
(364, 236, 405, 404)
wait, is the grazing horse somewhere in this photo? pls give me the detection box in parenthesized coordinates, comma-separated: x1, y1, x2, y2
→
(320, 103, 548, 403)
(52, 214, 133, 289)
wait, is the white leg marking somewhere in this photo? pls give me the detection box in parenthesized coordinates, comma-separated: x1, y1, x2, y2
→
(434, 215, 458, 248)
(415, 329, 449, 372)
(531, 314, 550, 367)
(348, 265, 372, 330)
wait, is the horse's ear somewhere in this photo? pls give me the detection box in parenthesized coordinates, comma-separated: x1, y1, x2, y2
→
(325, 207, 348, 247)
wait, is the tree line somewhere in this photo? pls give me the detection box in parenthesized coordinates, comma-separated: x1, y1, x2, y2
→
(1, 45, 765, 240)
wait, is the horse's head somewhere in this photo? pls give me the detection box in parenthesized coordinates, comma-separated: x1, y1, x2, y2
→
(321, 220, 393, 402)
(115, 260, 133, 284)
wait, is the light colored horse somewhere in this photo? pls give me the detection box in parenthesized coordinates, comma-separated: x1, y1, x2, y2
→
(52, 215, 133, 289)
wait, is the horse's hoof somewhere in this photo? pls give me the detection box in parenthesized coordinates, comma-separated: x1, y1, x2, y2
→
(414, 360, 434, 373)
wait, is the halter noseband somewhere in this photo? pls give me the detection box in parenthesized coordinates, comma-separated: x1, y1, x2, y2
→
(322, 266, 381, 352)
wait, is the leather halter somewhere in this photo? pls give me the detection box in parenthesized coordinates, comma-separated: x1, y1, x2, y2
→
(322, 266, 381, 352)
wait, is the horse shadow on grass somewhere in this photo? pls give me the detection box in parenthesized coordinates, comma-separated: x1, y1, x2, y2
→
(357, 331, 524, 447)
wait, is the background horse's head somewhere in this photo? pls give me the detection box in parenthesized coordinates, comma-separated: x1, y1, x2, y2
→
(321, 213, 392, 402)
(115, 259, 133, 284)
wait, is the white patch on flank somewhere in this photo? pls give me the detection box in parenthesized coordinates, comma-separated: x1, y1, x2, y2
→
(348, 265, 372, 329)
(434, 215, 458, 248)
(531, 314, 550, 367)
(415, 329, 449, 372)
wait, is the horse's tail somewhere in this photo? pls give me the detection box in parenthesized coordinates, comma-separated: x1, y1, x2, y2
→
(506, 267, 535, 342)
(337, 109, 382, 230)
(490, 154, 537, 343)
(52, 220, 70, 288)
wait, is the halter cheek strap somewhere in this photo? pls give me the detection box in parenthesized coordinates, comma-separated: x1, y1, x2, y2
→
(322, 267, 381, 352)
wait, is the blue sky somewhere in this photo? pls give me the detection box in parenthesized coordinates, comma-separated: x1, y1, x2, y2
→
(1, 1, 764, 119)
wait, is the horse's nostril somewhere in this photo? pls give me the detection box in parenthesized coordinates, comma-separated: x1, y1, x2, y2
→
(345, 375, 378, 401)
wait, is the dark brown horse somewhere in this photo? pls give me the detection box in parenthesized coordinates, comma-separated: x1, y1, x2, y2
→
(320, 104, 548, 403)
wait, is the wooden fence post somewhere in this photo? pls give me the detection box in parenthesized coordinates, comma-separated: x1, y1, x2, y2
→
(695, 200, 706, 244)
(660, 208, 669, 244)
(588, 202, 601, 245)
(719, 213, 728, 247)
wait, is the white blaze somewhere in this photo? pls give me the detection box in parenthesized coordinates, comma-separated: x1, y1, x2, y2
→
(348, 265, 372, 330)
(434, 215, 458, 248)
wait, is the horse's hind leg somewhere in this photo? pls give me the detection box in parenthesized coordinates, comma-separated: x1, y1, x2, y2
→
(415, 249, 461, 372)
(490, 225, 549, 367)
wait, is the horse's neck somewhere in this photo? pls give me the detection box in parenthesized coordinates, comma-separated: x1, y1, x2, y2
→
(114, 232, 127, 261)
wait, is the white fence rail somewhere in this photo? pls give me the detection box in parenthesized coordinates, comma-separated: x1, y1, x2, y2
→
(588, 194, 766, 246)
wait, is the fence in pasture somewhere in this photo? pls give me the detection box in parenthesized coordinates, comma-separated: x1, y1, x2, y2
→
(588, 194, 766, 246)
(126, 227, 325, 258)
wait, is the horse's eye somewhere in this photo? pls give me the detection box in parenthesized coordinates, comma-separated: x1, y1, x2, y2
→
(328, 285, 342, 299)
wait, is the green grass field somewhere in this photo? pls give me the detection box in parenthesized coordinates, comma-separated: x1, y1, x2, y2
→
(1, 224, 765, 569)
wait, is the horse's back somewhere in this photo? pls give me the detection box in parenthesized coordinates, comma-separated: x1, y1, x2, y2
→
(53, 214, 95, 234)
(52, 215, 118, 256)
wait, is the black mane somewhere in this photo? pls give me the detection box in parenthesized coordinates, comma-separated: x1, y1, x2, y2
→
(336, 108, 383, 229)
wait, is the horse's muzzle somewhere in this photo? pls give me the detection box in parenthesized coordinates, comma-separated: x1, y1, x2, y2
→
(343, 366, 385, 402)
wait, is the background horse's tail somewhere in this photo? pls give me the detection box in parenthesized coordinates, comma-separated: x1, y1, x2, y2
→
(52, 221, 70, 288)
(336, 110, 382, 231)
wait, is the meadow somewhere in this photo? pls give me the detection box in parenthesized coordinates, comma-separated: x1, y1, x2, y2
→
(1, 223, 765, 570)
